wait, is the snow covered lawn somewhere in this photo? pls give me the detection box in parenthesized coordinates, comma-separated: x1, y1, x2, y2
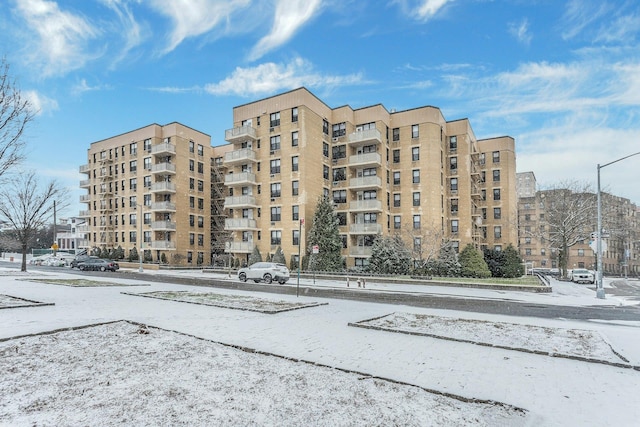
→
(21, 278, 149, 287)
(352, 312, 633, 367)
(0, 294, 52, 309)
(0, 321, 528, 426)
(123, 290, 328, 313)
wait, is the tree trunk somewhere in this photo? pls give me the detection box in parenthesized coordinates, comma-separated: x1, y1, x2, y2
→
(21, 244, 27, 272)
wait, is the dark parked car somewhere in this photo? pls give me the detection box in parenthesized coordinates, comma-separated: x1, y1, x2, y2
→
(70, 255, 98, 268)
(77, 259, 119, 272)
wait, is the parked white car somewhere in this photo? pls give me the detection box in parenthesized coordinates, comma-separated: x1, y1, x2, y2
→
(571, 268, 595, 284)
(238, 262, 290, 284)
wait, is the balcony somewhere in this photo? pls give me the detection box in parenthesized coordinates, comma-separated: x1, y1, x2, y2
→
(349, 246, 373, 257)
(78, 210, 90, 217)
(225, 218, 258, 230)
(80, 179, 91, 188)
(349, 176, 382, 190)
(224, 148, 257, 166)
(98, 155, 113, 164)
(150, 202, 176, 212)
(151, 162, 176, 175)
(224, 172, 257, 186)
(98, 204, 113, 212)
(151, 220, 176, 231)
(225, 125, 257, 144)
(224, 195, 258, 208)
(79, 194, 91, 203)
(97, 187, 113, 196)
(79, 164, 90, 174)
(348, 129, 382, 147)
(349, 152, 382, 168)
(349, 200, 383, 212)
(149, 241, 176, 250)
(349, 223, 382, 234)
(151, 143, 176, 156)
(150, 182, 176, 194)
(228, 241, 254, 253)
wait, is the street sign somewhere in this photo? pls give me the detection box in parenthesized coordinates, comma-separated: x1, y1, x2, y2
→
(312, 245, 319, 254)
(589, 239, 607, 253)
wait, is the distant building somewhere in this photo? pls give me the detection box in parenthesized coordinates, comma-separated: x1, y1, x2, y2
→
(54, 217, 87, 254)
(221, 87, 518, 269)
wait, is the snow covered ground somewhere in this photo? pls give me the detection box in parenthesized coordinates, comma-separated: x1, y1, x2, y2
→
(1, 265, 639, 426)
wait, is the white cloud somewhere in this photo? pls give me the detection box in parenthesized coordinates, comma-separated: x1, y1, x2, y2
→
(203, 57, 364, 97)
(248, 0, 323, 61)
(71, 79, 112, 95)
(14, 0, 102, 77)
(508, 18, 532, 46)
(148, 0, 250, 54)
(23, 90, 58, 115)
(99, 0, 146, 67)
(595, 12, 640, 44)
(561, 0, 609, 40)
(394, 0, 452, 21)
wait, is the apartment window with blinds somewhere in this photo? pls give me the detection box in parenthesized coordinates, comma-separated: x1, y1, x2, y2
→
(270, 112, 280, 127)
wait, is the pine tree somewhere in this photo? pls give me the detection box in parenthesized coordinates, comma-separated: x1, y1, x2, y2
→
(248, 246, 263, 266)
(307, 195, 343, 272)
(438, 242, 461, 276)
(272, 246, 286, 264)
(368, 234, 411, 275)
(502, 244, 525, 278)
(458, 244, 491, 278)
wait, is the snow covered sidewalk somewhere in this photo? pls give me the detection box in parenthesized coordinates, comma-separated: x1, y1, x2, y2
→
(1, 268, 639, 426)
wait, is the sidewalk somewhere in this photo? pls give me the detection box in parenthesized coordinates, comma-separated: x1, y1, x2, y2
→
(1, 266, 639, 426)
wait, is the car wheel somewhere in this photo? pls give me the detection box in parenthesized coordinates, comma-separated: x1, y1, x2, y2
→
(263, 273, 273, 284)
(278, 280, 286, 285)
(239, 272, 247, 282)
(253, 280, 260, 283)
(79, 266, 84, 271)
(100, 266, 106, 272)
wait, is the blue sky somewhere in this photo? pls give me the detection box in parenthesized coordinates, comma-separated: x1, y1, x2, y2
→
(1, 0, 639, 216)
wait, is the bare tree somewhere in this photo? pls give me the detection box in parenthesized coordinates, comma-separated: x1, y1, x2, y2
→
(0, 171, 68, 271)
(402, 221, 446, 267)
(0, 57, 34, 180)
(541, 181, 596, 277)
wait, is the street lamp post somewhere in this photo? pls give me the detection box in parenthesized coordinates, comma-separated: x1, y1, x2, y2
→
(596, 151, 640, 299)
(138, 204, 144, 273)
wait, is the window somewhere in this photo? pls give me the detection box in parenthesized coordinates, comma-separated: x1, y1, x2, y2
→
(412, 147, 419, 161)
(189, 197, 195, 209)
(333, 167, 346, 181)
(393, 171, 400, 185)
(392, 128, 400, 141)
(323, 119, 329, 135)
(337, 212, 347, 226)
(333, 190, 347, 204)
(187, 252, 193, 264)
(292, 131, 299, 147)
(143, 176, 151, 188)
(198, 198, 204, 209)
(270, 135, 281, 151)
(197, 144, 204, 156)
(189, 140, 194, 153)
(450, 157, 457, 171)
(271, 206, 281, 221)
(413, 192, 420, 206)
(129, 213, 137, 226)
(451, 220, 459, 233)
(413, 215, 421, 229)
(198, 216, 204, 228)
(143, 157, 151, 170)
(393, 149, 400, 163)
(270, 183, 281, 198)
(292, 180, 299, 196)
(292, 205, 299, 221)
(198, 235, 204, 246)
(412, 169, 420, 184)
(189, 159, 195, 172)
(189, 215, 195, 227)
(198, 180, 204, 192)
(479, 153, 486, 165)
(271, 230, 282, 245)
(130, 142, 137, 155)
(541, 249, 546, 256)
(494, 226, 502, 238)
(293, 229, 300, 246)
(450, 178, 458, 191)
(494, 207, 502, 219)
(129, 178, 137, 191)
(143, 194, 151, 206)
(291, 107, 298, 123)
(394, 216, 401, 229)
(189, 233, 195, 245)
(525, 248, 532, 256)
(493, 188, 501, 200)
(197, 162, 204, 174)
(451, 199, 459, 213)
(493, 151, 500, 163)
(270, 112, 280, 127)
(292, 156, 299, 172)
(493, 170, 500, 182)
(393, 194, 401, 207)
(130, 231, 137, 243)
(270, 159, 281, 174)
(449, 136, 457, 152)
(332, 145, 346, 159)
(129, 196, 137, 208)
(411, 124, 419, 138)
(332, 122, 346, 138)
(129, 160, 137, 172)
(144, 139, 152, 152)
(578, 249, 585, 257)
(524, 237, 532, 244)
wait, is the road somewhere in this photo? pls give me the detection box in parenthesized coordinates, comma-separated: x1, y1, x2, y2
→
(15, 262, 640, 322)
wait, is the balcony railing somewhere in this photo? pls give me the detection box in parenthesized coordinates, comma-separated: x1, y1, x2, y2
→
(80, 179, 91, 188)
(151, 143, 176, 156)
(349, 176, 382, 189)
(348, 152, 381, 167)
(151, 163, 176, 174)
(150, 202, 176, 212)
(224, 148, 257, 165)
(349, 200, 383, 212)
(79, 164, 90, 174)
(225, 218, 257, 230)
(348, 129, 382, 146)
(228, 241, 255, 253)
(151, 221, 177, 231)
(149, 241, 176, 250)
(150, 182, 176, 193)
(224, 172, 257, 186)
(225, 125, 257, 143)
(349, 246, 373, 257)
(224, 195, 257, 208)
(349, 223, 382, 234)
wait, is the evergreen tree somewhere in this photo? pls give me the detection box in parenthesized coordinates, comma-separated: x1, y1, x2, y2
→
(458, 244, 491, 278)
(484, 248, 505, 277)
(129, 247, 139, 262)
(248, 246, 263, 266)
(307, 195, 343, 272)
(100, 247, 109, 259)
(368, 234, 411, 275)
(502, 244, 525, 278)
(113, 245, 124, 260)
(272, 246, 286, 264)
(438, 242, 461, 276)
